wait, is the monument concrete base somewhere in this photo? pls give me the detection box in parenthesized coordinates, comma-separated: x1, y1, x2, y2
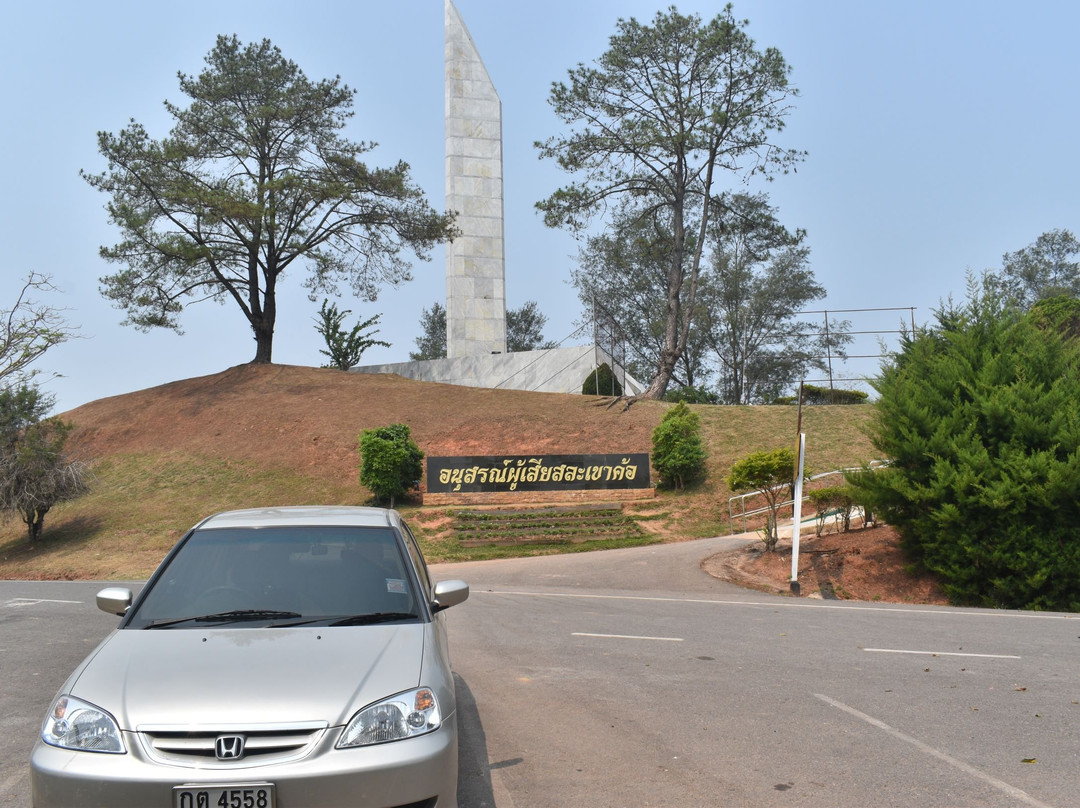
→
(350, 345, 644, 396)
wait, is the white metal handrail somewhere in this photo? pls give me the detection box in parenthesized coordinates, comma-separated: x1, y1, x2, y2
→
(727, 461, 888, 534)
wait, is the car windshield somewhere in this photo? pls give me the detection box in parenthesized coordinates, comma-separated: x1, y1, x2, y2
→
(126, 525, 420, 629)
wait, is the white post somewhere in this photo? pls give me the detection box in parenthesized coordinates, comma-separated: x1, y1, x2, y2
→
(790, 432, 806, 594)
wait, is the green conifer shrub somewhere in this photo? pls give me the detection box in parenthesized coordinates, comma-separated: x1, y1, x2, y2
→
(651, 402, 707, 490)
(846, 292, 1080, 610)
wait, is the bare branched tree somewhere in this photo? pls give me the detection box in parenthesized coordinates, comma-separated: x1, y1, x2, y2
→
(1, 272, 75, 385)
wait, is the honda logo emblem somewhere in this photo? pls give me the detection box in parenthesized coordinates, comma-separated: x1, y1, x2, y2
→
(215, 734, 246, 760)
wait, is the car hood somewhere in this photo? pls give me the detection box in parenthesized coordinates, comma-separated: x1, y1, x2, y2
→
(68, 625, 427, 730)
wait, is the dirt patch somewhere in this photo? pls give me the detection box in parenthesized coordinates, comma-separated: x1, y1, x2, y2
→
(63, 364, 668, 486)
(18, 363, 917, 593)
(703, 524, 949, 605)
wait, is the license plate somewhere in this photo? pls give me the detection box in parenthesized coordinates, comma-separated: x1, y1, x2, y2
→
(173, 783, 275, 808)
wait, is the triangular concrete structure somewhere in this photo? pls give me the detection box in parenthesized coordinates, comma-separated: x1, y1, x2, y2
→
(352, 1, 641, 397)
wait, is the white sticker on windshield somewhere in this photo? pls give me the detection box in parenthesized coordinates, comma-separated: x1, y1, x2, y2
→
(386, 579, 406, 594)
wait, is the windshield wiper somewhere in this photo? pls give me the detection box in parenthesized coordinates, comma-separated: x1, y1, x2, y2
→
(328, 612, 418, 627)
(144, 609, 302, 629)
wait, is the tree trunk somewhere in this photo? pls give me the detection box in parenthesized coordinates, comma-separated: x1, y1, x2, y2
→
(251, 328, 274, 364)
(248, 258, 276, 364)
(249, 306, 275, 364)
(24, 507, 46, 543)
(644, 364, 675, 399)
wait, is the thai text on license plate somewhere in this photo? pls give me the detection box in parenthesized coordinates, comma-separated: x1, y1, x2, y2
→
(173, 783, 275, 808)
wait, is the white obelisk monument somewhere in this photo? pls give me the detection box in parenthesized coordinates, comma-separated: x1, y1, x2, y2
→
(444, 0, 507, 358)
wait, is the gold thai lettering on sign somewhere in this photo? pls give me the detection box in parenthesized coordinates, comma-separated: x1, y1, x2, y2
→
(427, 453, 650, 494)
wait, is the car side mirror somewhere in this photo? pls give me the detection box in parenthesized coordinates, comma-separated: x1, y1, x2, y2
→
(432, 579, 469, 612)
(96, 587, 133, 616)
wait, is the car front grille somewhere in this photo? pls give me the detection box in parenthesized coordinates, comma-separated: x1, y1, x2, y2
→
(138, 722, 328, 767)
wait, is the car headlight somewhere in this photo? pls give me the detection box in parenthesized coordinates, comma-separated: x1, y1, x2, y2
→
(337, 688, 441, 748)
(41, 695, 125, 753)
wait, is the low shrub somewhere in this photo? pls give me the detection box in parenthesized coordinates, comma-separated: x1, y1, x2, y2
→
(799, 385, 868, 405)
(358, 424, 424, 507)
(651, 402, 707, 490)
(807, 486, 855, 535)
(728, 447, 797, 552)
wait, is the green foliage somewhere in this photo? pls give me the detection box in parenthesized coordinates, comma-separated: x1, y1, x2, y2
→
(651, 402, 708, 491)
(315, 299, 390, 370)
(0, 384, 51, 438)
(582, 363, 624, 397)
(984, 229, 1080, 310)
(0, 384, 89, 542)
(696, 194, 849, 404)
(84, 35, 456, 364)
(572, 205, 711, 392)
(410, 302, 446, 361)
(797, 385, 869, 405)
(358, 424, 424, 508)
(807, 485, 855, 535)
(1028, 295, 1080, 341)
(506, 301, 558, 352)
(411, 300, 556, 360)
(537, 6, 803, 398)
(728, 447, 797, 551)
(663, 385, 719, 405)
(847, 290, 1080, 610)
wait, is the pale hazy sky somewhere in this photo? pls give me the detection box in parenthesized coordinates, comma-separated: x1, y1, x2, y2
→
(3, 0, 1077, 411)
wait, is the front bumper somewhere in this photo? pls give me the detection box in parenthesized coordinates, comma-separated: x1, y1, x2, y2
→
(30, 714, 458, 808)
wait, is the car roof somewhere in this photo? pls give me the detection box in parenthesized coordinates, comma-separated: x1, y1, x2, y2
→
(195, 506, 400, 531)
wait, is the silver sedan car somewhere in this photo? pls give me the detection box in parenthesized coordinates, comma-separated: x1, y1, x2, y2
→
(31, 506, 469, 808)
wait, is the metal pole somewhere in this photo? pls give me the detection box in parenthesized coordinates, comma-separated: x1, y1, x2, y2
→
(823, 310, 834, 390)
(790, 432, 806, 595)
(796, 380, 804, 438)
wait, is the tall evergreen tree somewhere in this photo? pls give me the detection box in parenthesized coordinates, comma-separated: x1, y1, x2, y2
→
(697, 193, 847, 404)
(410, 302, 447, 361)
(985, 229, 1080, 311)
(572, 204, 710, 389)
(410, 300, 555, 360)
(537, 6, 803, 398)
(84, 36, 456, 364)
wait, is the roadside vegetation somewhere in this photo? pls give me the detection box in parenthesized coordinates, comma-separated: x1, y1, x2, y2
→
(0, 367, 877, 580)
(848, 289, 1080, 611)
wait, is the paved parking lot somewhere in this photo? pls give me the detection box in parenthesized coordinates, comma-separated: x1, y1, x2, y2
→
(5, 539, 1078, 806)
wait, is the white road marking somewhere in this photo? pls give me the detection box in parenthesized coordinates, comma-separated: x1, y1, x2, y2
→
(573, 632, 683, 642)
(815, 694, 1054, 808)
(4, 598, 82, 608)
(864, 647, 1021, 659)
(474, 589, 1079, 620)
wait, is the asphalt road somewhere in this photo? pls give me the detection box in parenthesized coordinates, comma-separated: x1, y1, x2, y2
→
(4, 537, 1079, 807)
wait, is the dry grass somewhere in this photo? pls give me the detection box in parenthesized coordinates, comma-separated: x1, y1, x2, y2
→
(0, 364, 880, 580)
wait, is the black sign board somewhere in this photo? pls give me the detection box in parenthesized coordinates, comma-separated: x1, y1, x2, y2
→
(427, 453, 651, 494)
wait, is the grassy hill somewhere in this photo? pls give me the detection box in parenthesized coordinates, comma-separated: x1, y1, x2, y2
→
(0, 364, 878, 580)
